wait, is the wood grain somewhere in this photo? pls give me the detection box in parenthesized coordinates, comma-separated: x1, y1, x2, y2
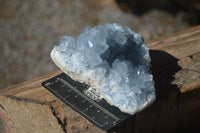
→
(147, 25, 200, 59)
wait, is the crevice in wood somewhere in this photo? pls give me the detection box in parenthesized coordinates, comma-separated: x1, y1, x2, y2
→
(0, 95, 68, 133)
(0, 103, 5, 110)
(189, 52, 200, 60)
(49, 104, 67, 133)
(0, 94, 50, 106)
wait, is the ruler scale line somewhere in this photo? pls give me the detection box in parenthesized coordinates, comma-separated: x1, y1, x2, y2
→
(42, 73, 130, 131)
(58, 78, 120, 121)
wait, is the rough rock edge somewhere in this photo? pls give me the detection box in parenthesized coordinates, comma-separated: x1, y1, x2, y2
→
(51, 48, 156, 114)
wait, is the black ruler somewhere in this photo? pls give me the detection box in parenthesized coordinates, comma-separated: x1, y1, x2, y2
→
(41, 73, 130, 131)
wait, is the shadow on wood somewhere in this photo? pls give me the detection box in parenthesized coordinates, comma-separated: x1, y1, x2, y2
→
(108, 50, 181, 133)
(134, 50, 200, 133)
(133, 50, 180, 133)
(150, 50, 181, 99)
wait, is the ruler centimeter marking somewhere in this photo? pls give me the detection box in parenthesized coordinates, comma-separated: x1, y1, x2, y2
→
(44, 79, 118, 127)
(58, 78, 119, 121)
(41, 73, 130, 131)
(44, 83, 107, 127)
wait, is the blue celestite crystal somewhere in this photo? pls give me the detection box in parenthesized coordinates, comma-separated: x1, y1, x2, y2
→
(51, 23, 155, 114)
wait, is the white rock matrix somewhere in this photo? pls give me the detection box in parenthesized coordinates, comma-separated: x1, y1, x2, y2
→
(51, 23, 155, 114)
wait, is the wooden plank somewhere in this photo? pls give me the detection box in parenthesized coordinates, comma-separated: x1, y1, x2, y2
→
(1, 25, 200, 133)
(147, 25, 200, 92)
(147, 25, 200, 59)
(0, 70, 62, 102)
(0, 70, 105, 133)
(133, 26, 200, 132)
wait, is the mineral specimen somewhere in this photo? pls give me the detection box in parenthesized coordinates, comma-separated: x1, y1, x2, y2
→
(51, 23, 155, 115)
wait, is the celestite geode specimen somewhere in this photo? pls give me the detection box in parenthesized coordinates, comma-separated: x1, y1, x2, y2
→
(51, 23, 155, 114)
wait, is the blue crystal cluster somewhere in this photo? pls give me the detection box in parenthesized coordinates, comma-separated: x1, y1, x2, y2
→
(51, 23, 155, 114)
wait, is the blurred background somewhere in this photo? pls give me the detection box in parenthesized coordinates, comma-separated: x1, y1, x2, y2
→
(0, 0, 200, 89)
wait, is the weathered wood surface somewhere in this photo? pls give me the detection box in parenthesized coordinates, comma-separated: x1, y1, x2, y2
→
(1, 26, 200, 133)
(148, 25, 200, 59)
(148, 25, 200, 93)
